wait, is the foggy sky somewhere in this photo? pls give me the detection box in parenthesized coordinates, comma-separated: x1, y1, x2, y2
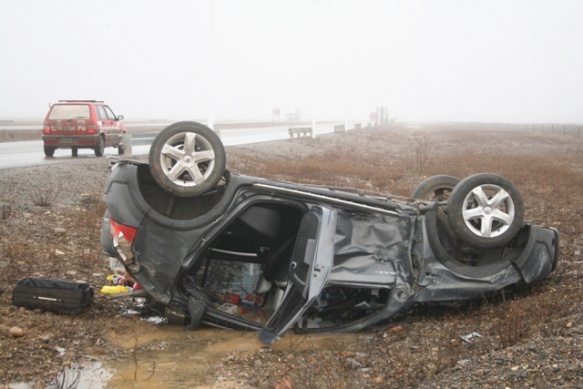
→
(1, 0, 582, 123)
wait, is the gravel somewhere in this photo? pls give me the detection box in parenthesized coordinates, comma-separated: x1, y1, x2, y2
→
(1, 124, 582, 388)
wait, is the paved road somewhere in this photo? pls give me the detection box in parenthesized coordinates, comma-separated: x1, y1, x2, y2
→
(0, 122, 354, 169)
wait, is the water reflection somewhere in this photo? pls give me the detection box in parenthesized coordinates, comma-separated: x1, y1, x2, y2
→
(8, 322, 358, 388)
(9, 361, 112, 389)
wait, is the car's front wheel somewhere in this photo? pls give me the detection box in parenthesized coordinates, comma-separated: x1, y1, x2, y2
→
(94, 136, 105, 157)
(118, 144, 124, 155)
(447, 173, 524, 249)
(149, 121, 226, 197)
(72, 147, 78, 157)
(44, 146, 55, 157)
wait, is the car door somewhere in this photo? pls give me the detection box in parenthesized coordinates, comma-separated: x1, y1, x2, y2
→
(103, 105, 120, 145)
(96, 105, 111, 144)
(258, 205, 336, 345)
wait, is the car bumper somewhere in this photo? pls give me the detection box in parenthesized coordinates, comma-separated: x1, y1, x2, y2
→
(42, 134, 100, 147)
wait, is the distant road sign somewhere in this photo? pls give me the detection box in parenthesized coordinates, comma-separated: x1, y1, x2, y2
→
(272, 107, 280, 116)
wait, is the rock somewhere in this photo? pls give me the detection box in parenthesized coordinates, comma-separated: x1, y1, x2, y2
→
(9, 326, 25, 338)
(387, 325, 404, 333)
(345, 358, 362, 369)
(274, 379, 292, 389)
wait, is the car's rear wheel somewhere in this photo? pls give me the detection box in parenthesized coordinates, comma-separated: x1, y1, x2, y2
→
(447, 173, 524, 249)
(94, 136, 105, 157)
(72, 147, 78, 157)
(118, 144, 124, 155)
(44, 146, 55, 157)
(411, 175, 460, 201)
(149, 121, 226, 197)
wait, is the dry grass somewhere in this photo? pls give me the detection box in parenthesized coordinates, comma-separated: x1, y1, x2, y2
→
(0, 191, 106, 287)
(0, 129, 41, 142)
(1, 122, 582, 387)
(225, 123, 583, 388)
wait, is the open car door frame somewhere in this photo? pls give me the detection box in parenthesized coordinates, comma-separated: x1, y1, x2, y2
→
(259, 205, 336, 345)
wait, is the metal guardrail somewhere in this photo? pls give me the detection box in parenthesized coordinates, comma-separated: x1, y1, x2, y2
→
(288, 127, 313, 138)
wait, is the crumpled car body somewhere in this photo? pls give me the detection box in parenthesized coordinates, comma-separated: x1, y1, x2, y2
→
(101, 161, 559, 345)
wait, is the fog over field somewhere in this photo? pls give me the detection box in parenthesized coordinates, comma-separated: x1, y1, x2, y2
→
(1, 0, 582, 123)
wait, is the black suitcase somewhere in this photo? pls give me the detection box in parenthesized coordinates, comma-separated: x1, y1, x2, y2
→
(12, 278, 93, 314)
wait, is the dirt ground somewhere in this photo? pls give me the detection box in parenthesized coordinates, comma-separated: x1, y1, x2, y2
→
(0, 123, 582, 388)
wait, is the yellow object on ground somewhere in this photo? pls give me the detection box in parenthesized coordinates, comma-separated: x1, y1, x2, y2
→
(100, 285, 130, 295)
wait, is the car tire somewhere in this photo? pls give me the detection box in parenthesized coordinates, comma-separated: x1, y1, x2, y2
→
(94, 136, 105, 157)
(118, 144, 124, 155)
(411, 175, 460, 201)
(149, 121, 226, 197)
(72, 147, 78, 157)
(44, 146, 55, 157)
(447, 173, 524, 249)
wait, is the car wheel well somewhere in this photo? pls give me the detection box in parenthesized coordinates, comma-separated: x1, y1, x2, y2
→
(424, 205, 519, 278)
(136, 163, 230, 220)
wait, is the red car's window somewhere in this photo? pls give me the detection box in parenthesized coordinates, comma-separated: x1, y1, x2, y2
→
(104, 106, 118, 120)
(96, 105, 108, 120)
(48, 105, 90, 120)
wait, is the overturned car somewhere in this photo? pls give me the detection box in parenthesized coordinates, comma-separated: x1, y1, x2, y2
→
(101, 121, 559, 345)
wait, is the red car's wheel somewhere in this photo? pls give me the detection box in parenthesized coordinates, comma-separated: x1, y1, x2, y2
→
(94, 136, 105, 157)
(44, 146, 55, 157)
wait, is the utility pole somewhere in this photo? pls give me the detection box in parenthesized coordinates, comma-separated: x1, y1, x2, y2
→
(208, 0, 215, 132)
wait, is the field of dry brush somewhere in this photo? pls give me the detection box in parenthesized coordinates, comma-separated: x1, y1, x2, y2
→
(0, 123, 582, 388)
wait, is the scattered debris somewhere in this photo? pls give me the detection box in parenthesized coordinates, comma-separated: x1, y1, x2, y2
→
(460, 332, 482, 343)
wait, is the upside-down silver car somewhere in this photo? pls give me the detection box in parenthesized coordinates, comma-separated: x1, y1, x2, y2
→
(101, 121, 559, 345)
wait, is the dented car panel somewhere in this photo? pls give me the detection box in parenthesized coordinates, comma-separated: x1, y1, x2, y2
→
(101, 160, 559, 345)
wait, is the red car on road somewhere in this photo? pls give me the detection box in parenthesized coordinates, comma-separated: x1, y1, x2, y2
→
(42, 100, 127, 157)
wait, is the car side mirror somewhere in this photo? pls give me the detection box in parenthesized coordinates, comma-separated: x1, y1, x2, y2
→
(116, 115, 124, 121)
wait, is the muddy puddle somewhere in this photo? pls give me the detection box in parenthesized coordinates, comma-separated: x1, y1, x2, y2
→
(97, 324, 359, 388)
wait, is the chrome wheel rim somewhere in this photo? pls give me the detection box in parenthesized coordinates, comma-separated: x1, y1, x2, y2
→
(461, 184, 515, 238)
(158, 132, 216, 188)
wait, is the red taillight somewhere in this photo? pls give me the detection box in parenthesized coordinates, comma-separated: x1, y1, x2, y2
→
(86, 124, 98, 134)
(110, 219, 137, 243)
(42, 126, 52, 134)
(109, 219, 138, 265)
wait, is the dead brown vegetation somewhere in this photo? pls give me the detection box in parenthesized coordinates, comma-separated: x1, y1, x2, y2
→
(224, 123, 583, 388)
(1, 123, 582, 387)
(0, 129, 41, 142)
